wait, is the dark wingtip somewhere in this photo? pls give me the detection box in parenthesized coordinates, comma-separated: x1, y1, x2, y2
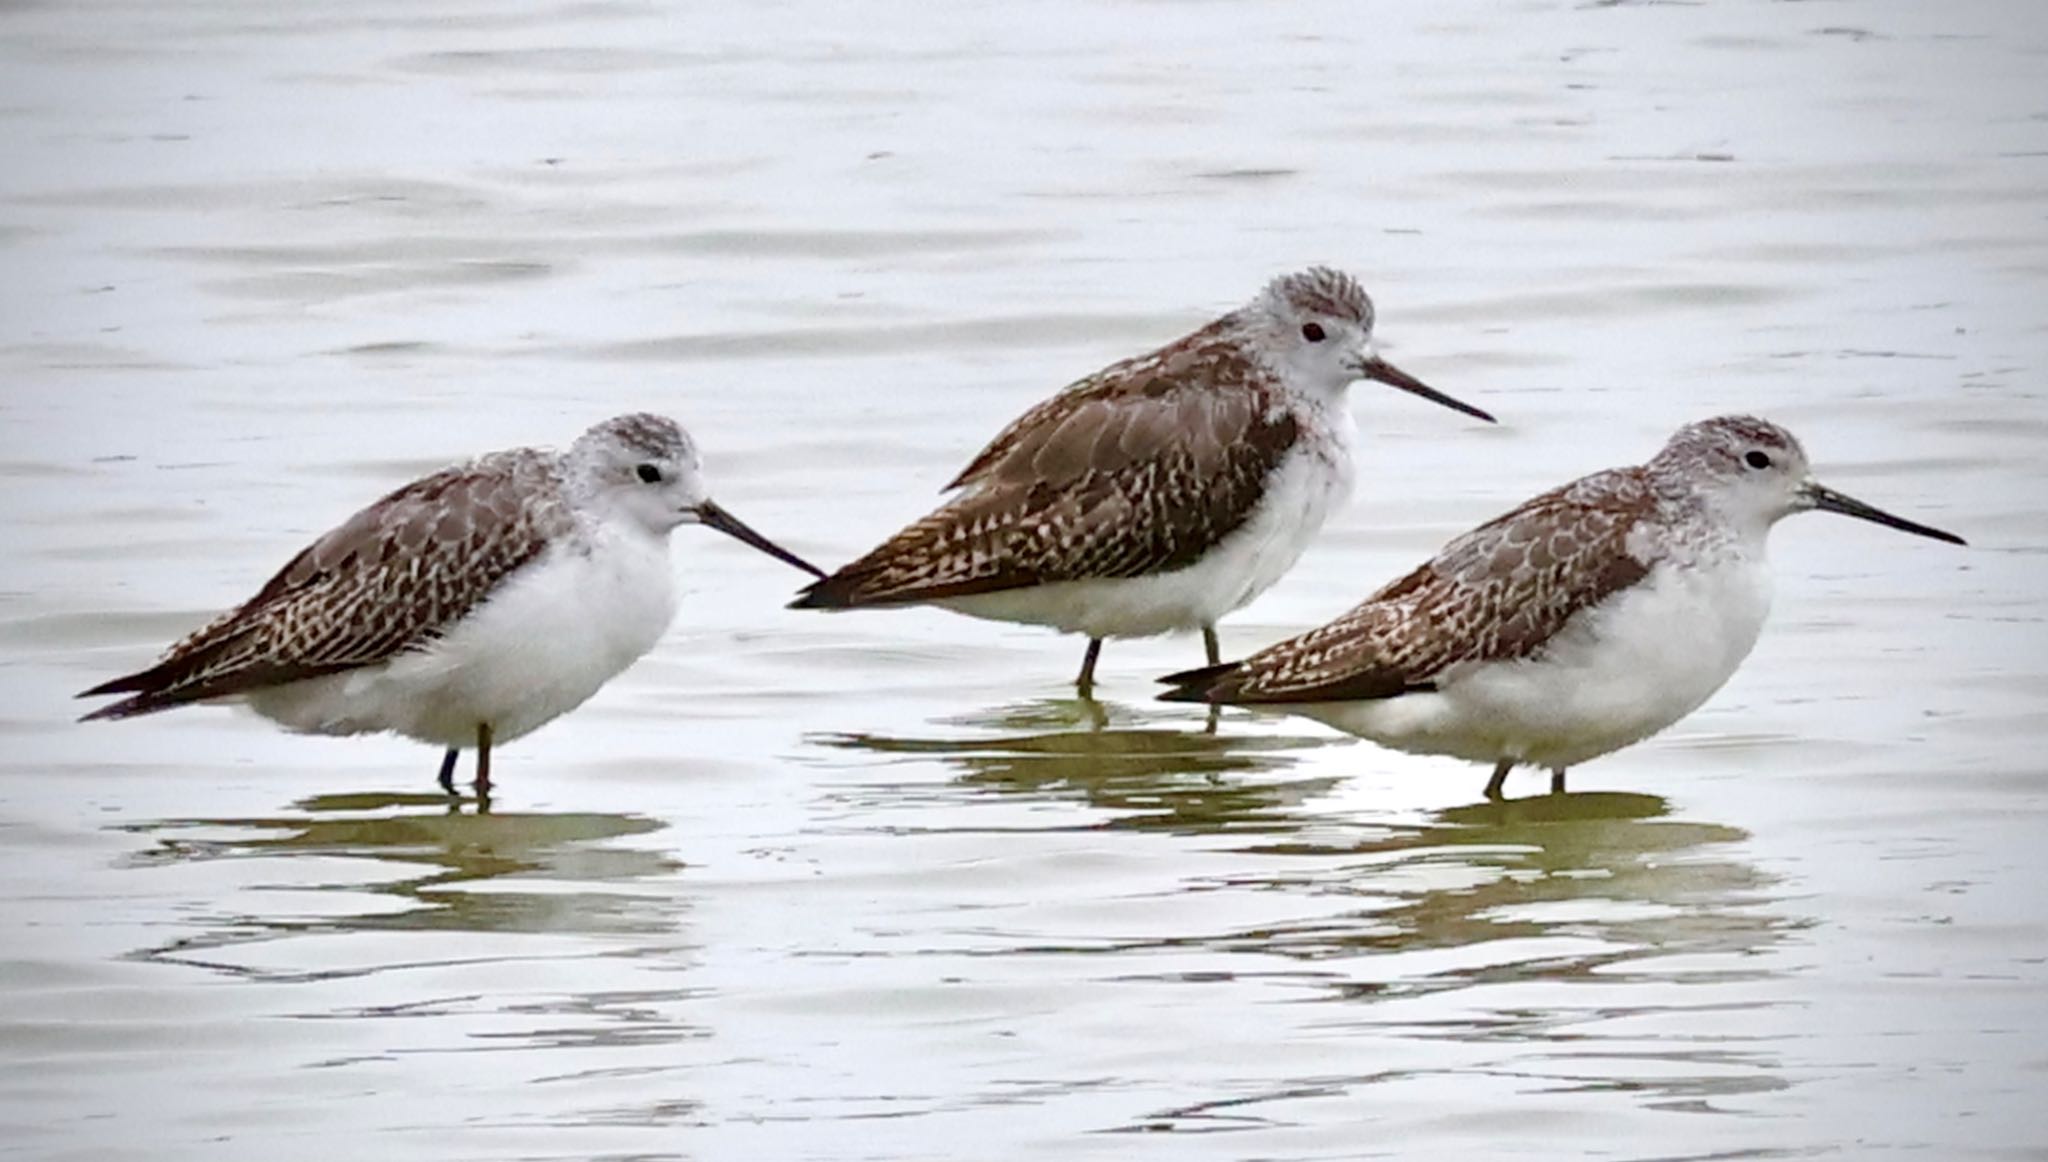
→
(788, 566, 908, 610)
(76, 670, 159, 720)
(1156, 661, 1243, 704)
(787, 578, 846, 611)
(788, 565, 981, 611)
(76, 693, 151, 723)
(77, 673, 144, 700)
(77, 663, 188, 722)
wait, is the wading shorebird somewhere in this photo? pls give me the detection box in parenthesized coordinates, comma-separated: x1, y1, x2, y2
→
(78, 413, 824, 796)
(789, 267, 1494, 693)
(1159, 415, 1965, 799)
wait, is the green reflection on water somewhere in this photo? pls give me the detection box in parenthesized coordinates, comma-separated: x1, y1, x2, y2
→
(824, 698, 1801, 992)
(821, 697, 1348, 834)
(1238, 792, 1790, 990)
(116, 791, 682, 974)
(1125, 793, 1801, 1121)
(832, 699, 1806, 1115)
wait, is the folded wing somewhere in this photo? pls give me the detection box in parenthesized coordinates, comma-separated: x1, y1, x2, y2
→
(1162, 469, 1659, 704)
(79, 452, 571, 719)
(795, 337, 1299, 608)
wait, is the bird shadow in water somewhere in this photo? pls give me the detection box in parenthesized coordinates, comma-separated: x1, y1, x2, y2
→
(817, 695, 1357, 835)
(821, 697, 1801, 1000)
(112, 789, 686, 981)
(1108, 781, 1803, 1129)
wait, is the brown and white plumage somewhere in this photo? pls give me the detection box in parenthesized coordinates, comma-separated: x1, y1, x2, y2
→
(80, 450, 574, 721)
(1163, 416, 1965, 799)
(796, 346, 1301, 605)
(1170, 470, 1657, 707)
(79, 413, 824, 795)
(792, 267, 1493, 690)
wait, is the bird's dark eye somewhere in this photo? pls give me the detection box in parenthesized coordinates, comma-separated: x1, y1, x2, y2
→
(1744, 450, 1772, 470)
(1300, 322, 1326, 343)
(635, 463, 663, 484)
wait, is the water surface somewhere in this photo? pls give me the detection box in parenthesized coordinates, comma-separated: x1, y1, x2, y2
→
(3, 1, 2044, 1158)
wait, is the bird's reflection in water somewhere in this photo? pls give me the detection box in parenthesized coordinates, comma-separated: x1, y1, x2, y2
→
(834, 699, 1806, 1118)
(115, 791, 708, 1074)
(1141, 791, 1804, 1122)
(117, 790, 685, 980)
(820, 697, 1351, 835)
(827, 697, 1800, 993)
(1237, 790, 1795, 993)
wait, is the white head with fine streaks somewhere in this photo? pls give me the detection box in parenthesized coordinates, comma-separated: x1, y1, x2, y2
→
(1237, 266, 1379, 398)
(564, 412, 710, 534)
(1646, 414, 1964, 549)
(1224, 267, 1490, 424)
(1648, 416, 1810, 538)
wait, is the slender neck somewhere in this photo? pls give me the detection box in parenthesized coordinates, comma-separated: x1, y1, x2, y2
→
(1666, 486, 1774, 561)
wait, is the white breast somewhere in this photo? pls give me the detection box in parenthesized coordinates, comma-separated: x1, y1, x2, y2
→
(246, 522, 679, 747)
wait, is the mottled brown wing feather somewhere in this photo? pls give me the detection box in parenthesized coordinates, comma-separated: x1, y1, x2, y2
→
(942, 317, 1241, 492)
(1180, 468, 1659, 704)
(79, 451, 571, 718)
(795, 340, 1295, 607)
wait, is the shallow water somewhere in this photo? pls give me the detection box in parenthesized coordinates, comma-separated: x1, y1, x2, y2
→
(3, 0, 2045, 1158)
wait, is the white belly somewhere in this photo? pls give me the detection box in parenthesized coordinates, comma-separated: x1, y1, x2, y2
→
(245, 526, 678, 748)
(939, 439, 1356, 640)
(1293, 556, 1773, 771)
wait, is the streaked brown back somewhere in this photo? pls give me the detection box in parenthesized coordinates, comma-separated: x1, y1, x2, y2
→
(796, 328, 1301, 607)
(81, 450, 575, 717)
(1191, 468, 1660, 703)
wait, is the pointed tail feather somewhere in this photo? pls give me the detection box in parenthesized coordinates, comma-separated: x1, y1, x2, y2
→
(788, 553, 912, 609)
(76, 653, 212, 721)
(77, 670, 153, 700)
(75, 628, 282, 723)
(78, 655, 351, 722)
(788, 567, 993, 610)
(77, 688, 184, 722)
(76, 661, 195, 720)
(1156, 660, 1246, 704)
(788, 572, 860, 610)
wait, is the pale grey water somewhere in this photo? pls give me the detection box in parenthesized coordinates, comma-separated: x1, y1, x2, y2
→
(2, 1, 2045, 1158)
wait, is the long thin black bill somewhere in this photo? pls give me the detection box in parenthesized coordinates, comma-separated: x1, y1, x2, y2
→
(1803, 483, 1966, 546)
(695, 499, 829, 577)
(1357, 355, 1495, 424)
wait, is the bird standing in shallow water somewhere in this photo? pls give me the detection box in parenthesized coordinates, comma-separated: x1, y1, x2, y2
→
(78, 413, 824, 796)
(790, 267, 1494, 694)
(1159, 415, 1965, 800)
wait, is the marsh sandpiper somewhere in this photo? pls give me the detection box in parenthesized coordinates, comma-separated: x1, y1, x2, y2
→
(79, 413, 824, 796)
(1160, 415, 1965, 798)
(791, 267, 1494, 693)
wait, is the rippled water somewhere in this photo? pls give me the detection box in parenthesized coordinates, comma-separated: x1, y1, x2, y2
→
(3, 1, 2044, 1158)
